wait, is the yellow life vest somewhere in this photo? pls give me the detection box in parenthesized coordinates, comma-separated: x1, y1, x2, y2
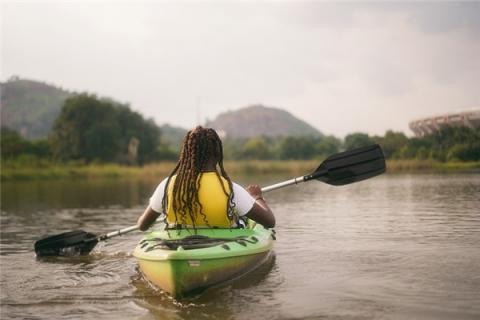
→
(165, 172, 232, 227)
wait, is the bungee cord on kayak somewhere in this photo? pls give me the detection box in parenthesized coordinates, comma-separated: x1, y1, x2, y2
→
(139, 234, 261, 251)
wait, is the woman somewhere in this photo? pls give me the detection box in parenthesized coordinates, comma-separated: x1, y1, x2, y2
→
(137, 126, 275, 231)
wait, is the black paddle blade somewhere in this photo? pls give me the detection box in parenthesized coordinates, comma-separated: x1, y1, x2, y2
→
(34, 230, 98, 257)
(307, 144, 386, 186)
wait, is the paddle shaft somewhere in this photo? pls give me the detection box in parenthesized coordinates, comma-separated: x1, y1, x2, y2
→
(260, 176, 304, 192)
(260, 163, 335, 193)
(98, 225, 139, 241)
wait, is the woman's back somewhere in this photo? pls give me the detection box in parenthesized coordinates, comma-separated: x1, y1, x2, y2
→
(165, 172, 231, 227)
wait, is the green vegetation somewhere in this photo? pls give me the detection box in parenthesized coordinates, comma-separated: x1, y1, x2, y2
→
(374, 127, 480, 161)
(221, 135, 342, 160)
(387, 159, 480, 172)
(1, 127, 50, 160)
(49, 94, 172, 164)
(3, 118, 479, 180)
(3, 159, 478, 181)
(0, 160, 319, 181)
(2, 77, 479, 180)
(222, 127, 479, 162)
(1, 161, 176, 180)
(2, 94, 177, 169)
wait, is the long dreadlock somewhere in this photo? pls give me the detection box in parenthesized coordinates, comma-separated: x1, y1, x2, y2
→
(161, 126, 236, 230)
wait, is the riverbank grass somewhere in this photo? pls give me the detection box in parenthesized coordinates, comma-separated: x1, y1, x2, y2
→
(386, 159, 480, 172)
(2, 159, 479, 180)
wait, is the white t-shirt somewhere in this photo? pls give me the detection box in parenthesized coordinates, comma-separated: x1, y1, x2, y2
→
(149, 178, 256, 216)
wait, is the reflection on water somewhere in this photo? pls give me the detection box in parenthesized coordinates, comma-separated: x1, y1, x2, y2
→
(1, 174, 480, 319)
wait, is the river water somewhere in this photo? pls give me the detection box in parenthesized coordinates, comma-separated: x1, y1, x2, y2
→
(1, 173, 479, 320)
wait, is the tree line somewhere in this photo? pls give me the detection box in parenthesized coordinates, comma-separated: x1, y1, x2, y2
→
(2, 94, 479, 163)
(221, 127, 479, 162)
(2, 94, 176, 165)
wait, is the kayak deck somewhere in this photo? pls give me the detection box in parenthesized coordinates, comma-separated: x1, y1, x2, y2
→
(133, 224, 275, 298)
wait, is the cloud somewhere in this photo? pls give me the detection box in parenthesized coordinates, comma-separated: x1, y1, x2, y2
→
(404, 2, 480, 34)
(274, 2, 480, 34)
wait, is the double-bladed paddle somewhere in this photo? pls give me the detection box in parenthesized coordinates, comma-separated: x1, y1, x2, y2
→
(34, 144, 386, 257)
(262, 143, 386, 191)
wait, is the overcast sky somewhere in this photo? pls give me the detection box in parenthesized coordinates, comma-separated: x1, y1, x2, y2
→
(2, 1, 479, 137)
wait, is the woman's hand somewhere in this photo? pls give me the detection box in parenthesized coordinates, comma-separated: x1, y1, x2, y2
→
(137, 206, 161, 231)
(246, 184, 263, 200)
(245, 184, 275, 228)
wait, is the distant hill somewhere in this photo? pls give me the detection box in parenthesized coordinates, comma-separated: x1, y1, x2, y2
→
(206, 104, 322, 138)
(1, 76, 74, 139)
(159, 124, 187, 150)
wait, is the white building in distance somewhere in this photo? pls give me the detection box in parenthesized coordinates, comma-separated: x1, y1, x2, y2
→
(409, 108, 480, 137)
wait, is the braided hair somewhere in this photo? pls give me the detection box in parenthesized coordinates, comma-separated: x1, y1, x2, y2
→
(161, 126, 236, 229)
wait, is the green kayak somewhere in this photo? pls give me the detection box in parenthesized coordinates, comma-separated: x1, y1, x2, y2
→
(133, 223, 275, 298)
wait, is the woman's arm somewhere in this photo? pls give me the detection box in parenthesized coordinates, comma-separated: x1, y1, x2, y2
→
(137, 206, 161, 231)
(139, 178, 168, 231)
(245, 185, 275, 228)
